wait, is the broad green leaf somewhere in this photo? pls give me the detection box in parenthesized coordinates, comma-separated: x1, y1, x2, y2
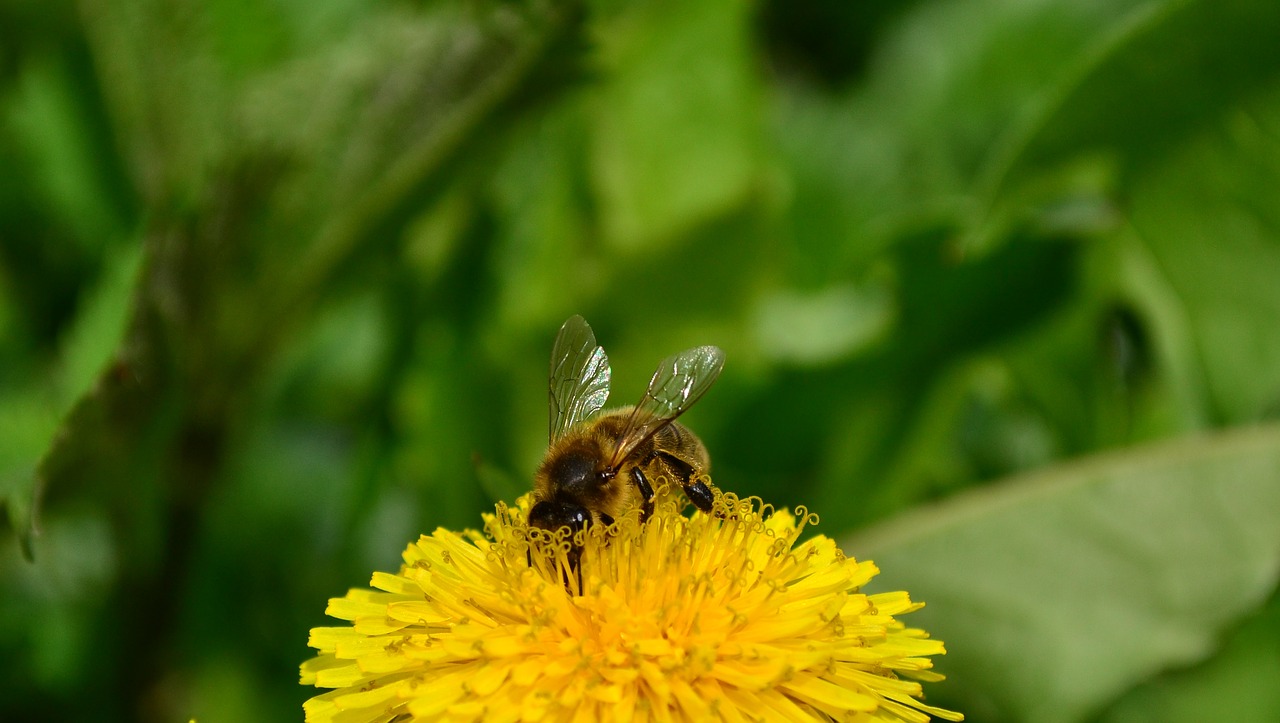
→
(1096, 590, 1280, 723)
(845, 425, 1280, 723)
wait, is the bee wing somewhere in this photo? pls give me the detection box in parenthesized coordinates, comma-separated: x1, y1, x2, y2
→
(608, 345, 724, 468)
(548, 315, 612, 443)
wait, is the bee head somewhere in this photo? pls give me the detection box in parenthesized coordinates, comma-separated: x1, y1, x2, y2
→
(528, 498, 591, 536)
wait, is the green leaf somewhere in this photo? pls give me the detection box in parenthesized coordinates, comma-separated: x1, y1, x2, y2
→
(56, 246, 144, 405)
(1, 244, 142, 555)
(1125, 85, 1280, 424)
(4, 53, 127, 249)
(488, 106, 594, 330)
(773, 0, 1150, 275)
(750, 281, 894, 366)
(79, 0, 230, 203)
(979, 0, 1280, 240)
(588, 0, 760, 250)
(0, 391, 59, 554)
(1096, 589, 1280, 723)
(243, 3, 584, 340)
(845, 425, 1280, 723)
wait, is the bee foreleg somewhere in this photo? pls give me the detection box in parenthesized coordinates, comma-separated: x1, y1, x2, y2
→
(630, 467, 655, 522)
(655, 451, 715, 513)
(685, 479, 714, 512)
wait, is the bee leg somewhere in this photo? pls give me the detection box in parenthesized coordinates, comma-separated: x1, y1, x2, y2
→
(630, 467, 655, 522)
(685, 480, 715, 512)
(656, 451, 715, 513)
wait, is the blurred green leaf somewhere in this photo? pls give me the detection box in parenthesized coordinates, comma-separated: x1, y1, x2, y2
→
(847, 425, 1280, 723)
(1126, 86, 1280, 424)
(474, 455, 525, 507)
(588, 0, 760, 250)
(56, 245, 143, 404)
(0, 509, 117, 697)
(980, 0, 1280, 241)
(4, 54, 124, 248)
(79, 0, 230, 204)
(783, 234, 1080, 530)
(1095, 588, 1280, 723)
(0, 244, 140, 554)
(773, 0, 1149, 275)
(488, 106, 595, 329)
(0, 390, 59, 550)
(37, 0, 584, 519)
(242, 3, 584, 339)
(751, 281, 894, 366)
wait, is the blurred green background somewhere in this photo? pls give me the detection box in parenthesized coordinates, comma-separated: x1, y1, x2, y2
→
(3, 0, 1280, 721)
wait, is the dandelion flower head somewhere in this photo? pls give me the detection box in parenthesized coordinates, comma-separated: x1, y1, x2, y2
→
(301, 488, 961, 722)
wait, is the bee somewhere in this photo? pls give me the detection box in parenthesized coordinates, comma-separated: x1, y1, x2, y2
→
(528, 315, 725, 538)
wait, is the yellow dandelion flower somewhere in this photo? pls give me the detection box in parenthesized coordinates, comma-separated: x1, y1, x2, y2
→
(301, 490, 961, 723)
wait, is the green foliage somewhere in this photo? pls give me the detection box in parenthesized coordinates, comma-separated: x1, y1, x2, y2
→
(850, 425, 1280, 722)
(1, 0, 1278, 720)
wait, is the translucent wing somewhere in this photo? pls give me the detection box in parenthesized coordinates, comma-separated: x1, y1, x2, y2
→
(548, 315, 611, 443)
(608, 345, 724, 468)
